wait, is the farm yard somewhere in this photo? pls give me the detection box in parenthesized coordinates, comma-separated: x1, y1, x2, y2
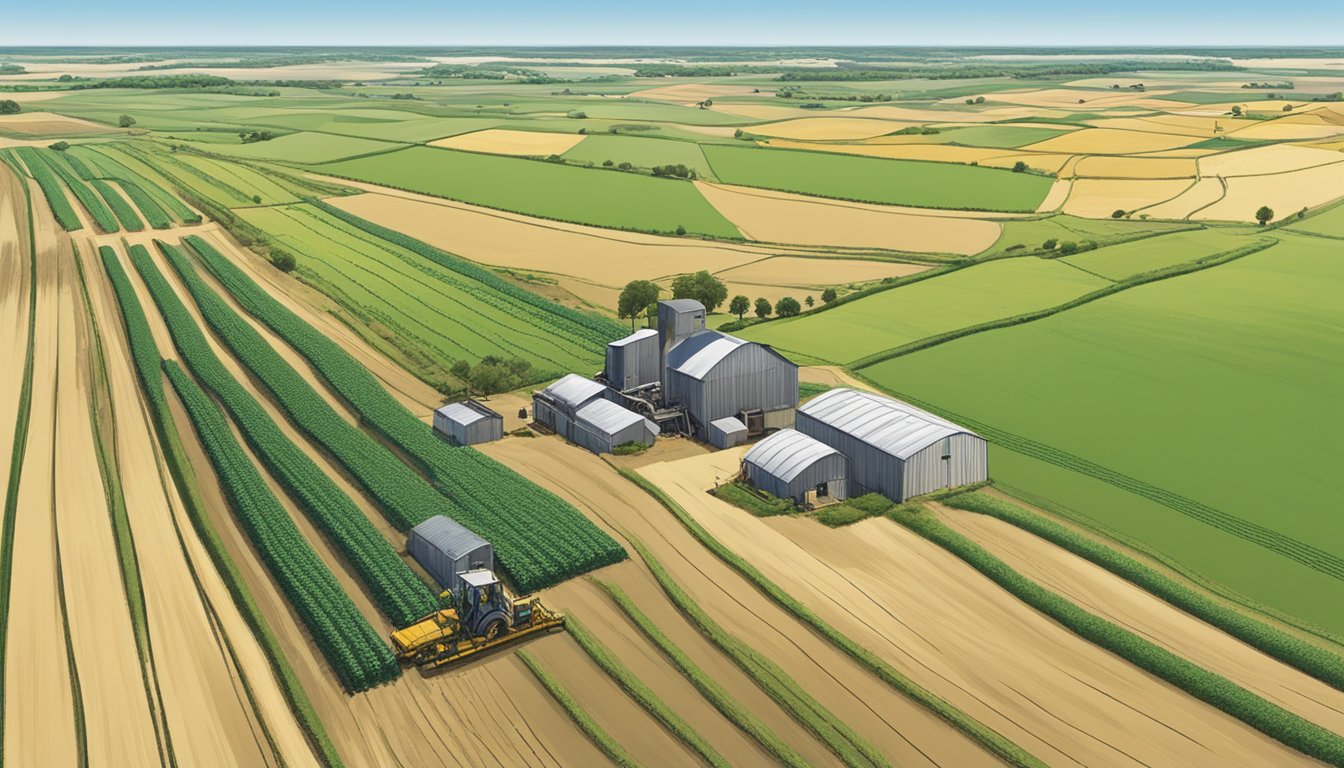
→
(2, 43, 1344, 768)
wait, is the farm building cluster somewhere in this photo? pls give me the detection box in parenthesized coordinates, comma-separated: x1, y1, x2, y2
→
(430, 297, 986, 505)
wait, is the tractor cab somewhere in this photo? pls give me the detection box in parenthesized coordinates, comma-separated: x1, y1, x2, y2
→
(456, 569, 513, 640)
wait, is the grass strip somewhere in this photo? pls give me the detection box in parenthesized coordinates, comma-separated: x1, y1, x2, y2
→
(596, 580, 810, 768)
(944, 491, 1344, 691)
(89, 178, 145, 232)
(566, 616, 731, 768)
(886, 504, 1344, 765)
(96, 244, 344, 766)
(612, 465, 1044, 768)
(624, 538, 887, 768)
(517, 650, 642, 768)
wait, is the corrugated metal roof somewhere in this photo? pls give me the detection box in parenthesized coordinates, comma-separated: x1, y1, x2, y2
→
(660, 298, 705, 313)
(609, 328, 657, 347)
(575, 398, 660, 436)
(743, 428, 841, 483)
(800, 388, 978, 459)
(436, 401, 489, 426)
(410, 516, 488, 559)
(667, 330, 751, 380)
(542, 373, 608, 408)
(710, 416, 747, 434)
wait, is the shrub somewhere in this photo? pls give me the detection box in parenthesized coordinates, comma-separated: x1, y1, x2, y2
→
(1111, 209, 1126, 218)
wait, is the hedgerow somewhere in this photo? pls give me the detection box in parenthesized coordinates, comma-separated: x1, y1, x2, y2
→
(182, 234, 626, 593)
(887, 504, 1344, 765)
(163, 360, 398, 693)
(34, 148, 121, 232)
(12, 146, 82, 230)
(944, 491, 1344, 691)
(89, 178, 145, 232)
(133, 243, 436, 627)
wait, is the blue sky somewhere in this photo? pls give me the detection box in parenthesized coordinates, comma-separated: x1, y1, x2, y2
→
(4, 0, 1343, 46)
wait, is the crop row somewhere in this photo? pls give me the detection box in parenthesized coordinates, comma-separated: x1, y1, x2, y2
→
(517, 651, 640, 768)
(943, 491, 1344, 691)
(89, 179, 145, 232)
(183, 234, 627, 593)
(32, 148, 121, 233)
(133, 242, 437, 628)
(164, 360, 398, 693)
(80, 145, 199, 224)
(886, 504, 1344, 766)
(11, 147, 81, 231)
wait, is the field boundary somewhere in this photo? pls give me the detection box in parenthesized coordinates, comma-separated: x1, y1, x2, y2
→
(517, 650, 642, 768)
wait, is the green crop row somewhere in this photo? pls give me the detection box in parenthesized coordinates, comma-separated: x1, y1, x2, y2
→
(89, 179, 145, 232)
(566, 617, 731, 768)
(517, 650, 642, 768)
(596, 581, 809, 768)
(34, 148, 121, 233)
(79, 145, 200, 224)
(133, 242, 437, 627)
(95, 244, 344, 765)
(613, 465, 1045, 768)
(943, 492, 1344, 691)
(886, 504, 1344, 766)
(11, 147, 82, 231)
(626, 538, 888, 768)
(182, 234, 627, 593)
(163, 360, 398, 693)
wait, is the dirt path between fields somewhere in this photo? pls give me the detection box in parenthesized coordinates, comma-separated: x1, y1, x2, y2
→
(0, 166, 32, 510)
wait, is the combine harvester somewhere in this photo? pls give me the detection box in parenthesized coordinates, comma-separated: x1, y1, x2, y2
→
(393, 516, 564, 670)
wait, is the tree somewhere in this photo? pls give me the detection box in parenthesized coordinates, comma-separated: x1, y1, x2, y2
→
(1231, 105, 1243, 117)
(617, 280, 660, 330)
(1041, 238, 1058, 250)
(975, 95, 985, 104)
(1283, 104, 1294, 112)
(775, 297, 801, 317)
(1255, 206, 1274, 226)
(964, 98, 974, 105)
(671, 270, 728, 312)
(729, 294, 750, 320)
(271, 249, 296, 272)
(820, 287, 838, 304)
(602, 159, 614, 167)
(1111, 209, 1126, 219)
(118, 114, 136, 128)
(450, 359, 472, 381)
(1012, 161, 1028, 173)
(1058, 241, 1079, 255)
(0, 100, 20, 115)
(805, 295, 814, 308)
(754, 297, 772, 319)
(58, 74, 73, 82)
(675, 225, 686, 236)
(48, 141, 70, 151)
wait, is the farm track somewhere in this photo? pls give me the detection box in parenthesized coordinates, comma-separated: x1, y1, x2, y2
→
(641, 448, 1318, 767)
(482, 437, 995, 768)
(932, 503, 1344, 732)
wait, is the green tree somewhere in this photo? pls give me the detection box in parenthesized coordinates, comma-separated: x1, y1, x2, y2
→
(975, 95, 986, 104)
(1231, 105, 1243, 117)
(1058, 241, 1079, 255)
(1111, 209, 1126, 219)
(48, 141, 70, 151)
(820, 287, 838, 304)
(671, 270, 728, 312)
(1042, 238, 1058, 250)
(1012, 161, 1028, 173)
(118, 114, 136, 128)
(0, 100, 20, 115)
(617, 279, 661, 330)
(58, 74, 73, 82)
(805, 295, 814, 308)
(450, 359, 472, 381)
(675, 224, 686, 236)
(1255, 206, 1274, 226)
(754, 297, 772, 319)
(775, 297, 801, 317)
(729, 294, 750, 320)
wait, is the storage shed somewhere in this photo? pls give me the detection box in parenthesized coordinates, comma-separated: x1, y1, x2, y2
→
(797, 388, 987, 502)
(433, 399, 503, 446)
(742, 428, 847, 506)
(533, 374, 609, 435)
(571, 398, 660, 454)
(606, 328, 659, 391)
(664, 329, 798, 438)
(407, 516, 493, 593)
(708, 416, 748, 449)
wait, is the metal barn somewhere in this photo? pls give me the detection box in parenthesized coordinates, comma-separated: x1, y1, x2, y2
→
(571, 398, 660, 454)
(664, 330, 798, 438)
(407, 516, 493, 593)
(433, 399, 504, 445)
(532, 374, 609, 435)
(606, 328, 659, 391)
(708, 416, 748, 449)
(796, 388, 987, 502)
(742, 428, 847, 505)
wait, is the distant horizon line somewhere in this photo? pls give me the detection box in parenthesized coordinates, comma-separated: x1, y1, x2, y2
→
(2, 44, 1342, 50)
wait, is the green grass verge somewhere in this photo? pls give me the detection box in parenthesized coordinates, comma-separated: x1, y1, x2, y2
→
(885, 504, 1344, 765)
(710, 482, 796, 517)
(612, 465, 1044, 768)
(567, 616, 730, 768)
(595, 580, 809, 768)
(517, 650, 642, 768)
(943, 491, 1344, 691)
(624, 538, 888, 768)
(813, 493, 897, 528)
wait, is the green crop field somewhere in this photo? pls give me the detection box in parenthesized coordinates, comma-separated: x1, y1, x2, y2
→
(937, 124, 1075, 149)
(176, 131, 399, 164)
(739, 257, 1107, 364)
(1061, 228, 1249, 280)
(321, 145, 741, 236)
(987, 214, 1190, 255)
(1287, 202, 1344, 238)
(561, 134, 716, 178)
(861, 234, 1344, 636)
(702, 144, 1056, 211)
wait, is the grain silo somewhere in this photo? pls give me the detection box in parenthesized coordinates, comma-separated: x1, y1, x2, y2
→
(570, 398, 660, 454)
(407, 515, 493, 593)
(664, 328, 798, 438)
(742, 428, 847, 505)
(605, 328, 659, 391)
(432, 399, 504, 445)
(796, 388, 986, 502)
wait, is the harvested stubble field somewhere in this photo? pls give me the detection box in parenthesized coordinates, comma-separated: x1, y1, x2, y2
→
(430, 128, 587, 157)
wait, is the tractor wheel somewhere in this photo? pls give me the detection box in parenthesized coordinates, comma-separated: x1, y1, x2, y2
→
(483, 619, 506, 642)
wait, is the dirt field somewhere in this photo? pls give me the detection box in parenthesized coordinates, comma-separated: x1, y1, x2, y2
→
(0, 168, 31, 497)
(1071, 155, 1198, 178)
(695, 182, 1003, 254)
(1143, 176, 1227, 219)
(1062, 178, 1195, 217)
(429, 129, 587, 156)
(1197, 161, 1344, 221)
(750, 117, 912, 140)
(932, 503, 1344, 735)
(1199, 144, 1344, 176)
(1024, 127, 1199, 154)
(639, 448, 1319, 767)
(0, 111, 111, 135)
(1034, 178, 1072, 211)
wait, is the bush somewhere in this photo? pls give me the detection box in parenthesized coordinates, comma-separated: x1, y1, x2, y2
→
(270, 247, 297, 272)
(1111, 209, 1126, 219)
(1012, 161, 1028, 172)
(612, 441, 650, 456)
(1058, 240, 1079, 255)
(1041, 238, 1058, 250)
(48, 141, 70, 151)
